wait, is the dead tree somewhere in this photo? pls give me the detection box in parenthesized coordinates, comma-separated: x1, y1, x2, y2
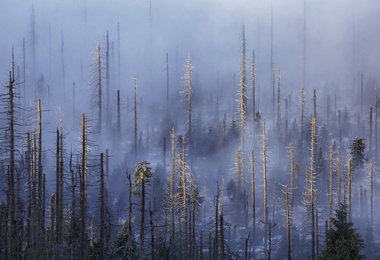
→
(134, 77, 137, 155)
(329, 142, 333, 230)
(286, 186, 290, 260)
(100, 153, 105, 259)
(251, 150, 255, 259)
(262, 119, 268, 254)
(80, 114, 88, 259)
(49, 193, 55, 259)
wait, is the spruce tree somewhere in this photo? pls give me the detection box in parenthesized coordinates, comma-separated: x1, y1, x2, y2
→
(322, 203, 365, 260)
(349, 137, 366, 171)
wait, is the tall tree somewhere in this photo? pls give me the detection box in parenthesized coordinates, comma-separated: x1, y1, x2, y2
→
(181, 54, 193, 142)
(349, 137, 366, 171)
(322, 203, 365, 260)
(262, 119, 268, 255)
(7, 70, 17, 259)
(80, 113, 88, 259)
(97, 153, 104, 259)
(133, 161, 154, 259)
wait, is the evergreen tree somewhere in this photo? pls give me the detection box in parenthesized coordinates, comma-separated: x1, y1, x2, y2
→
(349, 137, 366, 171)
(226, 119, 240, 145)
(322, 203, 365, 260)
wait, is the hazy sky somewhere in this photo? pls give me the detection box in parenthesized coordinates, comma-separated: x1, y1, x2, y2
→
(1, 0, 380, 111)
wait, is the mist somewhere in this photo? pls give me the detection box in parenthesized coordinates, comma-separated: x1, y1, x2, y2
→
(0, 0, 380, 259)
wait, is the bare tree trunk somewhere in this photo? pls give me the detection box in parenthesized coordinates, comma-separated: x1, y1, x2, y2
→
(90, 220, 94, 247)
(182, 139, 188, 258)
(301, 86, 304, 150)
(286, 186, 290, 260)
(106, 31, 110, 128)
(370, 107, 373, 159)
(220, 212, 225, 260)
(214, 187, 219, 260)
(329, 142, 333, 230)
(7, 71, 17, 260)
(291, 140, 294, 208)
(252, 50, 255, 116)
(117, 90, 120, 133)
(32, 132, 37, 259)
(61, 31, 66, 102)
(37, 99, 43, 258)
(170, 128, 175, 250)
(55, 129, 60, 255)
(200, 231, 203, 260)
(80, 114, 87, 260)
(98, 44, 102, 131)
(163, 138, 166, 167)
(370, 159, 373, 229)
(278, 67, 281, 138)
(316, 197, 319, 258)
(223, 118, 226, 147)
(43, 174, 46, 255)
(348, 159, 352, 222)
(118, 22, 120, 89)
(139, 172, 146, 259)
(361, 74, 363, 117)
(100, 153, 105, 259)
(187, 54, 192, 142)
(263, 120, 267, 255)
(134, 77, 137, 156)
(375, 86, 378, 158)
(272, 59, 275, 127)
(338, 146, 341, 205)
(311, 117, 316, 260)
(59, 111, 64, 250)
(191, 174, 196, 258)
(167, 53, 169, 110)
(327, 95, 330, 127)
(49, 193, 55, 259)
(237, 148, 241, 217)
(127, 170, 133, 259)
(73, 82, 75, 123)
(25, 132, 31, 259)
(150, 202, 155, 259)
(251, 150, 255, 259)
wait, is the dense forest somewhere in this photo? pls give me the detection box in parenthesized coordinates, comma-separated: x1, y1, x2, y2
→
(0, 0, 380, 259)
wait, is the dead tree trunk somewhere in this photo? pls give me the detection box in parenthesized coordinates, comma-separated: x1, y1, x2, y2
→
(55, 129, 61, 254)
(286, 186, 290, 260)
(97, 44, 102, 131)
(375, 86, 378, 157)
(370, 107, 373, 159)
(100, 153, 105, 259)
(49, 193, 55, 259)
(117, 90, 120, 133)
(263, 119, 267, 255)
(348, 159, 352, 222)
(338, 146, 341, 205)
(301, 86, 305, 150)
(170, 128, 175, 250)
(251, 150, 255, 259)
(311, 117, 316, 260)
(277, 67, 281, 138)
(371, 159, 373, 229)
(127, 170, 133, 259)
(329, 142, 333, 230)
(252, 50, 255, 116)
(134, 77, 137, 155)
(80, 114, 87, 260)
(7, 71, 17, 260)
(291, 140, 294, 208)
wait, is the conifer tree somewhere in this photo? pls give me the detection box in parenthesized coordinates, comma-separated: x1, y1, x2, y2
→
(322, 203, 365, 260)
